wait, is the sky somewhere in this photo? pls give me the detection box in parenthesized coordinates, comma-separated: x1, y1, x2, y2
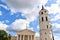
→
(0, 0, 60, 40)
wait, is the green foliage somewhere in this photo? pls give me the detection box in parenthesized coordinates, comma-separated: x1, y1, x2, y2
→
(0, 30, 11, 40)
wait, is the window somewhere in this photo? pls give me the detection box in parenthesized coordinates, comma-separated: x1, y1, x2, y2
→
(41, 12, 43, 14)
(42, 17, 44, 21)
(45, 11, 46, 13)
(47, 25, 48, 29)
(46, 17, 48, 21)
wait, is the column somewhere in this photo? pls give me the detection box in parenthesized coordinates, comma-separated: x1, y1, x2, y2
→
(20, 35, 21, 40)
(31, 35, 32, 40)
(28, 35, 29, 40)
(17, 35, 18, 40)
(18, 35, 20, 40)
(23, 35, 25, 40)
(33, 35, 34, 40)
(33, 35, 35, 40)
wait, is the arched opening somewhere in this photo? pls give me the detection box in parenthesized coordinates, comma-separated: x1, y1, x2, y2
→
(46, 17, 48, 21)
(42, 17, 44, 21)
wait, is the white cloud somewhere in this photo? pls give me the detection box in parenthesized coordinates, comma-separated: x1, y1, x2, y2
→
(40, 0, 48, 5)
(5, 20, 9, 23)
(45, 0, 60, 14)
(23, 7, 39, 22)
(0, 4, 9, 10)
(46, 4, 60, 14)
(56, 0, 60, 4)
(3, 0, 38, 11)
(6, 19, 35, 32)
(7, 19, 29, 32)
(0, 21, 8, 31)
(54, 36, 60, 40)
(37, 24, 39, 31)
(35, 32, 40, 37)
(0, 11, 2, 16)
(28, 27, 34, 31)
(2, 0, 49, 22)
(52, 23, 60, 28)
(50, 13, 60, 21)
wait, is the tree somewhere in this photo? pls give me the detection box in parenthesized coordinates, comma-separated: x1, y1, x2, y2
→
(0, 30, 11, 40)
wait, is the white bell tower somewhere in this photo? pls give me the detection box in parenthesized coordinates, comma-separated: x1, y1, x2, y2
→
(39, 5, 53, 40)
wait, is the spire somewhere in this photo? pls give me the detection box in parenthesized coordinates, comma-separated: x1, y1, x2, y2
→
(41, 5, 44, 10)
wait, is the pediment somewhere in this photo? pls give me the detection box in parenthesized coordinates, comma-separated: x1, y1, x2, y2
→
(18, 29, 35, 35)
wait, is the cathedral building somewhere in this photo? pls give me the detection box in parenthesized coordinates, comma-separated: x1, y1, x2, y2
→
(17, 29, 35, 40)
(11, 6, 54, 40)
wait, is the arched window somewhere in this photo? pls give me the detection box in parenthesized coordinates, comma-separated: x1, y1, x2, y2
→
(41, 12, 43, 15)
(46, 17, 48, 21)
(47, 25, 48, 29)
(42, 17, 44, 21)
(45, 32, 47, 34)
(45, 11, 46, 13)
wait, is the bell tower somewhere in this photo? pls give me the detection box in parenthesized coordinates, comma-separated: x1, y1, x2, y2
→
(39, 5, 53, 40)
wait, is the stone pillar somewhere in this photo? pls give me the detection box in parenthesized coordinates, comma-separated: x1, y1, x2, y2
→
(28, 35, 29, 40)
(33, 35, 34, 40)
(31, 35, 32, 40)
(20, 35, 21, 40)
(18, 35, 20, 40)
(23, 35, 25, 40)
(17, 35, 18, 40)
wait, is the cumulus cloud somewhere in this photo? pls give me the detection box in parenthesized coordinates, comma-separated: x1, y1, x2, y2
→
(45, 0, 60, 14)
(53, 29, 60, 33)
(54, 36, 60, 40)
(5, 20, 10, 23)
(0, 21, 8, 30)
(3, 0, 38, 10)
(52, 23, 60, 33)
(23, 7, 39, 22)
(46, 4, 60, 14)
(0, 4, 9, 10)
(52, 23, 60, 28)
(6, 19, 35, 32)
(35, 32, 40, 37)
(7, 19, 29, 32)
(2, 0, 49, 22)
(50, 13, 60, 21)
(40, 0, 48, 5)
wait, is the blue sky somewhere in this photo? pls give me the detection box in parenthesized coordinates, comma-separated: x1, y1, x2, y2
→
(0, 0, 60, 40)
